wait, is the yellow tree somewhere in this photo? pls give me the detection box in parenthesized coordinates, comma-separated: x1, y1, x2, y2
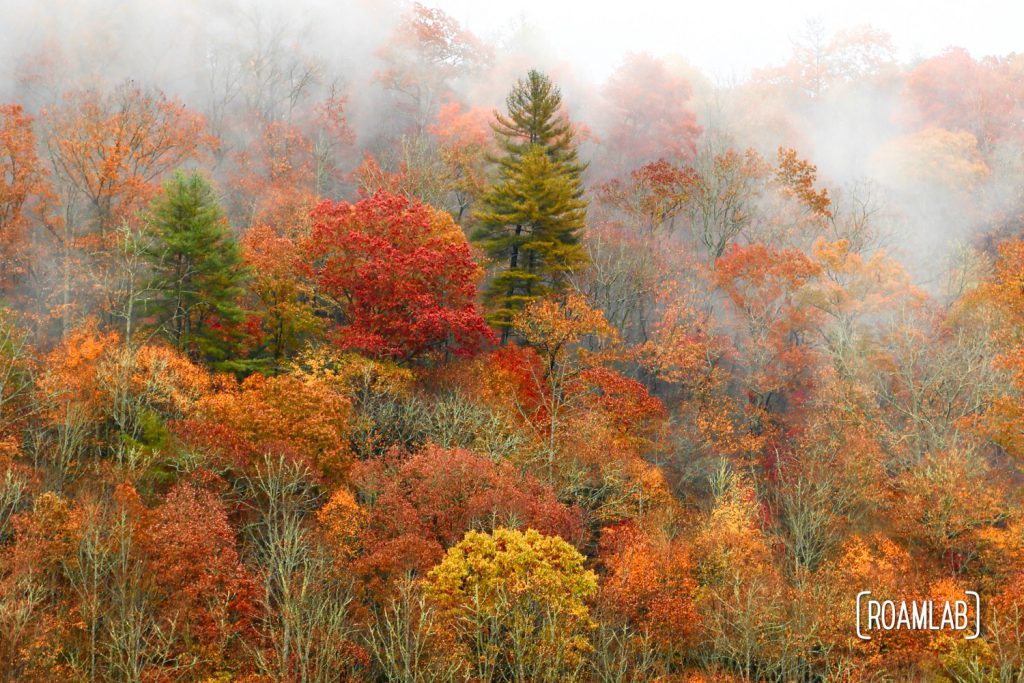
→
(425, 527, 597, 682)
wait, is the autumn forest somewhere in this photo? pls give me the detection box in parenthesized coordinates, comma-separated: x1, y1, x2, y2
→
(1, 1, 1024, 680)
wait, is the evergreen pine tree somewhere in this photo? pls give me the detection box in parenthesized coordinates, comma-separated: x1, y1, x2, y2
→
(473, 70, 588, 338)
(144, 171, 247, 364)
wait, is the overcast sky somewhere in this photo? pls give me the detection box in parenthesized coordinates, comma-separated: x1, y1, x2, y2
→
(433, 0, 1024, 81)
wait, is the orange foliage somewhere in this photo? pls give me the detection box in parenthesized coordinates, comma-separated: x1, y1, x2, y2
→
(317, 487, 366, 562)
(599, 522, 700, 650)
(774, 147, 832, 219)
(0, 104, 49, 293)
(42, 83, 213, 233)
(376, 3, 491, 131)
(240, 224, 320, 365)
(230, 120, 318, 230)
(350, 444, 583, 597)
(817, 533, 926, 671)
(140, 484, 257, 667)
(965, 240, 1024, 459)
(871, 126, 990, 199)
(35, 322, 117, 423)
(716, 242, 822, 418)
(191, 372, 353, 481)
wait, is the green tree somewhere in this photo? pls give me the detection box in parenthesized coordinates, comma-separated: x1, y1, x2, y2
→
(473, 71, 588, 339)
(144, 171, 247, 365)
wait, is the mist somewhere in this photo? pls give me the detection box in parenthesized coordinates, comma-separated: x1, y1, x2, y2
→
(4, 0, 1019, 290)
(4, 2, 1024, 678)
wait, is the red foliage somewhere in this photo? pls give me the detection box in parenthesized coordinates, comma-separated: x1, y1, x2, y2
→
(304, 191, 495, 362)
(141, 484, 257, 653)
(350, 444, 584, 595)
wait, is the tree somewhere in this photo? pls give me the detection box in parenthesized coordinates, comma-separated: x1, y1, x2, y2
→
(754, 21, 897, 99)
(305, 191, 494, 363)
(35, 83, 215, 335)
(867, 304, 997, 466)
(0, 309, 35, 435)
(685, 140, 769, 261)
(897, 447, 1008, 574)
(693, 466, 794, 679)
(228, 92, 353, 230)
(576, 161, 699, 347)
(425, 527, 597, 682)
(598, 522, 700, 663)
(0, 104, 47, 297)
(229, 119, 318, 230)
(349, 444, 584, 595)
(871, 126, 990, 199)
(966, 239, 1024, 459)
(41, 83, 214, 235)
(600, 54, 702, 175)
(430, 102, 493, 222)
(510, 292, 618, 463)
(141, 484, 257, 674)
(715, 242, 822, 420)
(144, 171, 247, 365)
(809, 235, 922, 371)
(241, 454, 364, 681)
(595, 159, 696, 236)
(376, 3, 491, 134)
(355, 102, 492, 223)
(902, 47, 1024, 154)
(190, 371, 354, 481)
(353, 135, 453, 213)
(241, 224, 321, 371)
(365, 577, 466, 682)
(474, 71, 589, 337)
(762, 401, 888, 579)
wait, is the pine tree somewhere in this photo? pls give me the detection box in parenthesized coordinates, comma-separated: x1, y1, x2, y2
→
(473, 71, 588, 338)
(144, 171, 247, 365)
(491, 70, 586, 173)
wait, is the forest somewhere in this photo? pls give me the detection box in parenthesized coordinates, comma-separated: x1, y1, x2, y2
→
(1, 0, 1024, 680)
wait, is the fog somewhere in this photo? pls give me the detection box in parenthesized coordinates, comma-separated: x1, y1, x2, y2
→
(433, 0, 1024, 81)
(2, 0, 1022, 286)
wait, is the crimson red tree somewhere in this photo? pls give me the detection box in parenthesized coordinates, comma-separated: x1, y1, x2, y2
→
(304, 191, 494, 363)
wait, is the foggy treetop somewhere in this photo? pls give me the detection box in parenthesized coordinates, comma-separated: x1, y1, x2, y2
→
(3, 0, 1022, 276)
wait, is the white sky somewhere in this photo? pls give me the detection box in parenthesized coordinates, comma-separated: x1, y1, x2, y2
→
(432, 0, 1024, 81)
